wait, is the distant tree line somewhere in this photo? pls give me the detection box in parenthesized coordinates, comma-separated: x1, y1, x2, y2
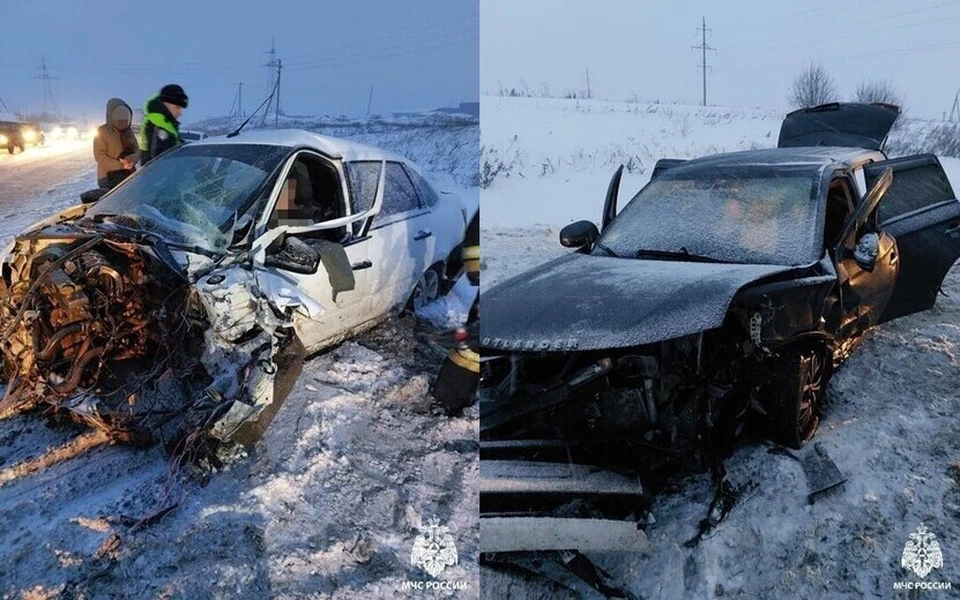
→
(788, 61, 905, 113)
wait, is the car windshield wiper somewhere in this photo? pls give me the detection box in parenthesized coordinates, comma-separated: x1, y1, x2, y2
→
(635, 247, 726, 263)
(594, 241, 620, 257)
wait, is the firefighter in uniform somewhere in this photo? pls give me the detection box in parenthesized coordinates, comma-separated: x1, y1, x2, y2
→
(432, 209, 480, 415)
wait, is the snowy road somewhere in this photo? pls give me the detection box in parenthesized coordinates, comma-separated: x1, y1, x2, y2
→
(0, 138, 479, 598)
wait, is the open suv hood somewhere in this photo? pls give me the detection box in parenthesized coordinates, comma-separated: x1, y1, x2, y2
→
(778, 102, 900, 151)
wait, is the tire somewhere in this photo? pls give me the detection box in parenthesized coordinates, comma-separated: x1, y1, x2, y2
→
(408, 264, 442, 311)
(767, 345, 829, 448)
(6, 146, 13, 154)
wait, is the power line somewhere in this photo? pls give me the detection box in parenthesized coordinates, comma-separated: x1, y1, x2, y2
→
(283, 13, 478, 66)
(282, 36, 478, 73)
(722, 0, 899, 35)
(283, 26, 477, 70)
(725, 0, 958, 52)
(691, 17, 717, 107)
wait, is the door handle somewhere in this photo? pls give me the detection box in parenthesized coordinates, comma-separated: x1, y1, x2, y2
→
(414, 230, 432, 241)
(351, 260, 372, 270)
(945, 222, 960, 238)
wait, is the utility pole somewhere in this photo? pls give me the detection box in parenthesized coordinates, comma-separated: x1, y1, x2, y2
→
(36, 56, 59, 119)
(585, 68, 592, 99)
(950, 88, 960, 122)
(262, 38, 278, 127)
(0, 96, 9, 114)
(692, 17, 717, 107)
(366, 86, 374, 115)
(229, 83, 246, 118)
(275, 59, 282, 127)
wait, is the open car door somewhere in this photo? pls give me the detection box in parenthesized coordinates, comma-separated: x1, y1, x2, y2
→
(253, 159, 386, 352)
(778, 103, 900, 151)
(864, 154, 960, 322)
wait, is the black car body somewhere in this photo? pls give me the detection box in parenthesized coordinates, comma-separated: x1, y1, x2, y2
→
(478, 103, 960, 553)
(0, 121, 27, 154)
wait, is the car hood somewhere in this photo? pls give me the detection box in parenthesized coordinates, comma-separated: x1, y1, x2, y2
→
(481, 252, 795, 351)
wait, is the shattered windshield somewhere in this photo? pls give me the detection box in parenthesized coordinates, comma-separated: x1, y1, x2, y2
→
(597, 166, 822, 265)
(87, 144, 288, 251)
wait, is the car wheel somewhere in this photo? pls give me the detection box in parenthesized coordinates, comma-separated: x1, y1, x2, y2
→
(6, 146, 13, 154)
(410, 266, 441, 311)
(768, 345, 828, 449)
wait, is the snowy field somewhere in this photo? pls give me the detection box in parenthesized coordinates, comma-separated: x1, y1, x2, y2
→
(480, 96, 960, 598)
(0, 116, 479, 598)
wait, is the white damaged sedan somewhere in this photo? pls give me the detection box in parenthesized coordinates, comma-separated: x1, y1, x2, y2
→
(0, 130, 474, 454)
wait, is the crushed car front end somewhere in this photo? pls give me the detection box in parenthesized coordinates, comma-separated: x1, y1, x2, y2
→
(0, 219, 306, 456)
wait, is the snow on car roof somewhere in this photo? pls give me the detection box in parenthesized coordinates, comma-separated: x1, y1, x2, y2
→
(674, 146, 883, 174)
(190, 128, 406, 163)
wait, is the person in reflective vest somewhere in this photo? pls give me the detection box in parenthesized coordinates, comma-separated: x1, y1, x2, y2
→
(140, 84, 188, 165)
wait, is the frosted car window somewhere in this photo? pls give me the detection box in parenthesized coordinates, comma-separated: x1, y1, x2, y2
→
(404, 164, 440, 208)
(876, 163, 955, 223)
(88, 144, 287, 251)
(345, 161, 381, 214)
(375, 162, 421, 224)
(598, 167, 820, 266)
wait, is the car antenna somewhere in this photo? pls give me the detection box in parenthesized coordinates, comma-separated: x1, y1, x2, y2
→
(227, 81, 278, 138)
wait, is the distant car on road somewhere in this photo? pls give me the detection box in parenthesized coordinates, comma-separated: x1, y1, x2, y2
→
(50, 123, 81, 141)
(20, 122, 44, 147)
(0, 121, 30, 154)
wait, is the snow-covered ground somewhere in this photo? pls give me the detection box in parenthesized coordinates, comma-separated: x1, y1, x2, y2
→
(0, 116, 479, 598)
(481, 95, 960, 598)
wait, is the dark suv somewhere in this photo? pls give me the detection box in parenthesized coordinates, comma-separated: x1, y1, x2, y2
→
(0, 121, 42, 154)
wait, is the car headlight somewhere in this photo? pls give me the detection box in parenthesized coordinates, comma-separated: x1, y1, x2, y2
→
(0, 134, 7, 145)
(22, 129, 36, 142)
(67, 126, 78, 138)
(52, 127, 63, 138)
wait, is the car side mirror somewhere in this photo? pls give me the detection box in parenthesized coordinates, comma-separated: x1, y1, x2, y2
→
(80, 188, 109, 204)
(853, 232, 880, 271)
(560, 220, 599, 248)
(264, 235, 320, 274)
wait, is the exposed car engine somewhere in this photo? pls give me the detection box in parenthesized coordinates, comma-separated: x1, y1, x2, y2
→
(0, 230, 302, 458)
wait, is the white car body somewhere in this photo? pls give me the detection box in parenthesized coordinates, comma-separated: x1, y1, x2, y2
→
(0, 130, 472, 446)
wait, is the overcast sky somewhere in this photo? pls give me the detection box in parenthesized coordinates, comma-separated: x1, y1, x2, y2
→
(482, 0, 960, 120)
(0, 0, 478, 124)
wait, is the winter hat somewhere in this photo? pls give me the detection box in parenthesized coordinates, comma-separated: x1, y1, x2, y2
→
(159, 84, 189, 108)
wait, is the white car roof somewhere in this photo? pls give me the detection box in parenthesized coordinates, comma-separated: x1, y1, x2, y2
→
(190, 128, 406, 163)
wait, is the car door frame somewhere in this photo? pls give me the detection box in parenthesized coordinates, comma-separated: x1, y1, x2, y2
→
(831, 168, 900, 335)
(864, 153, 960, 323)
(364, 160, 440, 313)
(251, 150, 385, 351)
